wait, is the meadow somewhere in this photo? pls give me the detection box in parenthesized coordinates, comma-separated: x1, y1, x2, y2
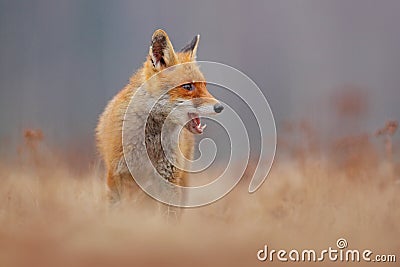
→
(0, 117, 398, 267)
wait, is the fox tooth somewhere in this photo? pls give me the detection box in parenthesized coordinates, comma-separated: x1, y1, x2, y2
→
(198, 123, 202, 128)
(201, 124, 207, 130)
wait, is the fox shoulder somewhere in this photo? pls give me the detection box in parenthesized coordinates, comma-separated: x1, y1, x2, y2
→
(95, 71, 144, 165)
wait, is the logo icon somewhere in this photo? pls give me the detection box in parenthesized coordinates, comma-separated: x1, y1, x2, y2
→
(122, 61, 276, 207)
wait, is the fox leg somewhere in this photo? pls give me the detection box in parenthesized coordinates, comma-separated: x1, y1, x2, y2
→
(106, 167, 138, 205)
(108, 172, 139, 202)
(106, 170, 121, 205)
(110, 170, 161, 211)
(157, 178, 185, 221)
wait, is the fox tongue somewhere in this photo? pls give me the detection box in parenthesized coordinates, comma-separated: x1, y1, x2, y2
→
(193, 118, 206, 133)
(188, 113, 206, 134)
(194, 117, 200, 126)
(193, 117, 201, 133)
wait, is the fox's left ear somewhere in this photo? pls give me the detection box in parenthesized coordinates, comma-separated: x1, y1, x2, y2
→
(180, 35, 200, 60)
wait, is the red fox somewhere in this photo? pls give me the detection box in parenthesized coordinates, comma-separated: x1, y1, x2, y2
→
(96, 29, 223, 206)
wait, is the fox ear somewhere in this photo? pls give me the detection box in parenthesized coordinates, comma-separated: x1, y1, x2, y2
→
(149, 29, 177, 70)
(180, 35, 200, 60)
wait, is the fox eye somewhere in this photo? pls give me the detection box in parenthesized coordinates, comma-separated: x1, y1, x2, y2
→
(182, 83, 194, 91)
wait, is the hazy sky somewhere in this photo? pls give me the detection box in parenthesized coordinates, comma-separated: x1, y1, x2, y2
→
(1, 0, 399, 151)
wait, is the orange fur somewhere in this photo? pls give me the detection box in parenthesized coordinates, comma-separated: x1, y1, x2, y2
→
(96, 30, 219, 205)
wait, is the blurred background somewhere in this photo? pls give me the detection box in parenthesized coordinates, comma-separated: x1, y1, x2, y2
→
(1, 0, 399, 156)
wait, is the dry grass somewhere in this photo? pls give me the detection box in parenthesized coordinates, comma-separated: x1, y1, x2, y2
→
(0, 126, 399, 267)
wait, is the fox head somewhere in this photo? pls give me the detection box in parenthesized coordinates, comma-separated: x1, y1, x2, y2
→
(142, 29, 223, 134)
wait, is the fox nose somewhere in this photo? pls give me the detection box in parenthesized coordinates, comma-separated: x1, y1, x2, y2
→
(213, 103, 224, 113)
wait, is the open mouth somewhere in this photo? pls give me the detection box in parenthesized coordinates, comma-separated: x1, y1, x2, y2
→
(186, 113, 206, 134)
